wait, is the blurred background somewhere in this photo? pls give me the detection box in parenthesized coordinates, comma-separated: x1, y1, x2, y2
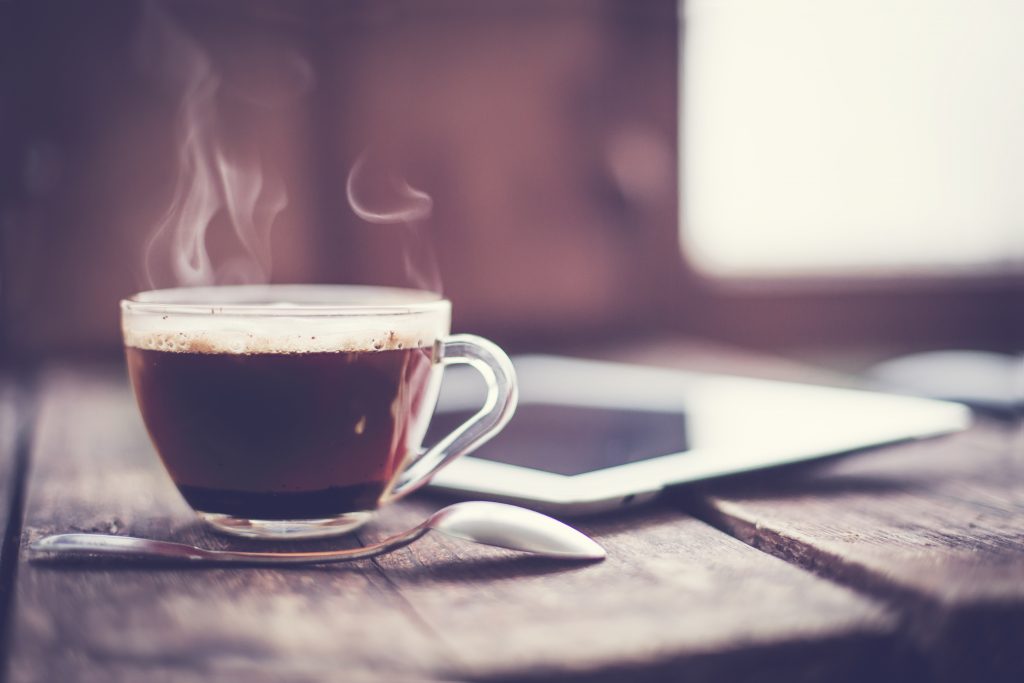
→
(1, 0, 1020, 370)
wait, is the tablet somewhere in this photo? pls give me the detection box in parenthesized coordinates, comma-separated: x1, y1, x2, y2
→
(426, 355, 971, 515)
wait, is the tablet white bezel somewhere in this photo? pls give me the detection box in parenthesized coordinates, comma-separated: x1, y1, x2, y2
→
(427, 356, 971, 514)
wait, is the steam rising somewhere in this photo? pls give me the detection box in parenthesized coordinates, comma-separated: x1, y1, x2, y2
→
(137, 1, 437, 294)
(140, 1, 288, 288)
(346, 155, 433, 224)
(346, 153, 441, 293)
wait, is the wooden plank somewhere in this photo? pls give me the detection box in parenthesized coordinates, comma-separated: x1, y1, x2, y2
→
(603, 339, 1024, 682)
(7, 368, 450, 683)
(680, 421, 1024, 683)
(363, 497, 908, 682)
(0, 383, 18, 567)
(0, 381, 23, 539)
(5, 365, 910, 682)
(0, 381, 27, 659)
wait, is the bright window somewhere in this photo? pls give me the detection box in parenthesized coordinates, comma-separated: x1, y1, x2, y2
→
(680, 0, 1024, 277)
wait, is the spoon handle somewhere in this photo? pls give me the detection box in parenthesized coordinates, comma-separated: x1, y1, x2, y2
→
(30, 525, 431, 566)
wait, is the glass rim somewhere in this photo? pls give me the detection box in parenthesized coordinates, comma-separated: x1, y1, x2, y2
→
(121, 284, 450, 318)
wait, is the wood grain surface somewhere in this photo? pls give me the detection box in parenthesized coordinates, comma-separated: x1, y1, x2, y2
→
(7, 369, 447, 683)
(0, 382, 28, 661)
(681, 421, 1024, 683)
(602, 339, 1024, 683)
(365, 497, 907, 682)
(5, 366, 911, 682)
(0, 384, 19, 574)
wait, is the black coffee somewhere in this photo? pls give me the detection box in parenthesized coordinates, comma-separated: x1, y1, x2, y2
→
(126, 345, 436, 520)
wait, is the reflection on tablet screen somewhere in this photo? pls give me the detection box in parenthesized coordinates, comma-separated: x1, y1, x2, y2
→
(427, 404, 688, 476)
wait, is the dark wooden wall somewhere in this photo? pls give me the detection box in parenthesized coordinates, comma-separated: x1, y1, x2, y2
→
(1, 0, 1019, 363)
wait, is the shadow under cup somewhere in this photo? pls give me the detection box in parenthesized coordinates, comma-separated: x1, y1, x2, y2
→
(121, 285, 513, 540)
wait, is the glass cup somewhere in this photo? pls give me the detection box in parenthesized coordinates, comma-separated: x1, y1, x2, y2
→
(121, 284, 517, 539)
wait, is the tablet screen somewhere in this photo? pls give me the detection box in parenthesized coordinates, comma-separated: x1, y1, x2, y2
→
(427, 404, 688, 476)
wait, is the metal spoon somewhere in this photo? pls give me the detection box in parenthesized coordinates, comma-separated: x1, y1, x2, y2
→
(28, 501, 606, 565)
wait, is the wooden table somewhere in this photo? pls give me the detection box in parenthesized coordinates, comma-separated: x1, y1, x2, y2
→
(1, 340, 1021, 682)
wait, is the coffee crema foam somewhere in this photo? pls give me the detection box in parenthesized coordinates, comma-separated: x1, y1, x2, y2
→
(123, 317, 446, 355)
(122, 286, 450, 354)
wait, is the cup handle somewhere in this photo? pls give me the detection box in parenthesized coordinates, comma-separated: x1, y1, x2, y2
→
(386, 334, 518, 501)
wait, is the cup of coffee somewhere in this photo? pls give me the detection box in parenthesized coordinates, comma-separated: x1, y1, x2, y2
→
(121, 284, 517, 539)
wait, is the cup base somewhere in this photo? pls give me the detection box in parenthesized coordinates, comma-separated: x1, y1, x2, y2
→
(198, 510, 374, 540)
